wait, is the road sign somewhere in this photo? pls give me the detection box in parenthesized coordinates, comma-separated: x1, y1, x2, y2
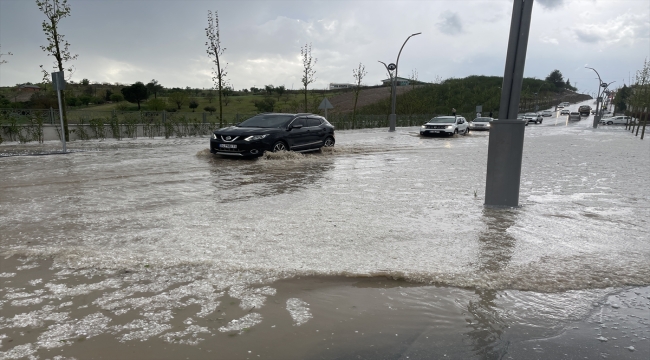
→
(476, 105, 482, 113)
(387, 63, 396, 71)
(318, 98, 334, 118)
(318, 98, 334, 110)
(52, 71, 66, 91)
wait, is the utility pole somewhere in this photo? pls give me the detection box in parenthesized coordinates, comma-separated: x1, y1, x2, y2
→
(484, 0, 534, 208)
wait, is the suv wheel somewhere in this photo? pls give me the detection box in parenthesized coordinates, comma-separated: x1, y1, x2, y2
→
(272, 141, 288, 152)
(607, 121, 613, 125)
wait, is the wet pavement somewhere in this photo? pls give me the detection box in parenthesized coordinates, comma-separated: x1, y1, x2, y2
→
(1, 100, 649, 359)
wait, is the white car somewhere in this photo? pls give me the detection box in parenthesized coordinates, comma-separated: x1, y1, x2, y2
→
(469, 117, 493, 131)
(420, 116, 470, 136)
(560, 109, 570, 115)
(599, 116, 636, 125)
(523, 112, 543, 124)
(541, 110, 553, 117)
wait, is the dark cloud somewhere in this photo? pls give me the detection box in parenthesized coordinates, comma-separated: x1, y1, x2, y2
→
(436, 11, 463, 35)
(537, 0, 565, 10)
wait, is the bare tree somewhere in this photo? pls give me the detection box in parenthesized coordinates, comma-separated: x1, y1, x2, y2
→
(352, 63, 367, 129)
(36, 0, 78, 141)
(0, 45, 12, 65)
(300, 43, 317, 112)
(409, 68, 418, 89)
(205, 10, 228, 127)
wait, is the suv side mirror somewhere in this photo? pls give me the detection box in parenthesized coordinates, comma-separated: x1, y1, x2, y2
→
(290, 124, 303, 130)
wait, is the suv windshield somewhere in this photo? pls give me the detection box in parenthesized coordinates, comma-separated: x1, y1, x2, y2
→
(428, 118, 455, 124)
(238, 114, 294, 128)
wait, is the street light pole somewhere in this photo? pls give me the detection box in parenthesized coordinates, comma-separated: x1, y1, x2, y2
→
(585, 66, 604, 128)
(379, 32, 421, 132)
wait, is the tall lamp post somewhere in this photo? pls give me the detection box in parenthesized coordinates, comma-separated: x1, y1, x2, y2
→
(585, 66, 613, 128)
(379, 32, 421, 132)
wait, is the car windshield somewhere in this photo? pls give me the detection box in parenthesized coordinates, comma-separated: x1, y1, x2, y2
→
(524, 113, 536, 116)
(428, 118, 455, 123)
(474, 118, 491, 122)
(238, 114, 294, 128)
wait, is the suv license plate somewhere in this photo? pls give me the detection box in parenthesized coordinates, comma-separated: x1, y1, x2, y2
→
(219, 144, 237, 149)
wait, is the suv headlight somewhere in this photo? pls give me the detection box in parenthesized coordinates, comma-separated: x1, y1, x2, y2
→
(212, 134, 217, 139)
(446, 125, 453, 129)
(244, 134, 269, 141)
(421, 125, 426, 129)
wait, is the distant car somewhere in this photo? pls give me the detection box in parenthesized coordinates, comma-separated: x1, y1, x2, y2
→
(420, 116, 469, 136)
(517, 114, 529, 126)
(599, 115, 637, 125)
(578, 105, 591, 116)
(469, 117, 493, 131)
(210, 113, 335, 157)
(568, 112, 581, 121)
(560, 109, 570, 115)
(541, 110, 553, 117)
(557, 104, 564, 109)
(523, 112, 543, 124)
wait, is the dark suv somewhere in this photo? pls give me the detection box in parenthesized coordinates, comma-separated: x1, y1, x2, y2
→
(210, 113, 335, 157)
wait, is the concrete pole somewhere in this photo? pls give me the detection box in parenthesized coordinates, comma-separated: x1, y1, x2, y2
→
(484, 0, 534, 208)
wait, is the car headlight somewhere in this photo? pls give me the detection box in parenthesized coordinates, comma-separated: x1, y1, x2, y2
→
(244, 134, 269, 141)
(486, 123, 490, 127)
(421, 125, 426, 129)
(212, 134, 217, 139)
(446, 125, 453, 129)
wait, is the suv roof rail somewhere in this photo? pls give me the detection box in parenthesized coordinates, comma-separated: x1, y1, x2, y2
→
(295, 113, 314, 116)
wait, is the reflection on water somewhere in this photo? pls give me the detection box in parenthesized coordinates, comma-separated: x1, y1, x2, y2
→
(206, 153, 335, 203)
(466, 208, 517, 359)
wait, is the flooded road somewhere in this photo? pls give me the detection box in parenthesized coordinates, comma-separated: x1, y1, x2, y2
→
(1, 104, 649, 359)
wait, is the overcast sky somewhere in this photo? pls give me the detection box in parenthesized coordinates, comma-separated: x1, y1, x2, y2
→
(1, 0, 648, 96)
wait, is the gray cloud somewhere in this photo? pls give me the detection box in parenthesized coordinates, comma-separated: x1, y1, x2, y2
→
(537, 0, 565, 10)
(574, 29, 603, 43)
(436, 11, 463, 35)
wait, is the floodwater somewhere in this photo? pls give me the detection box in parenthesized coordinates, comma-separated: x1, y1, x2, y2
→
(1, 101, 649, 359)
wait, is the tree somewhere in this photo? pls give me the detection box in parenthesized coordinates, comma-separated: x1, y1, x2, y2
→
(81, 78, 89, 85)
(120, 82, 149, 110)
(275, 85, 286, 100)
(206, 90, 215, 103)
(204, 106, 216, 114)
(189, 99, 199, 112)
(300, 43, 317, 112)
(0, 45, 13, 65)
(168, 91, 188, 110)
(545, 69, 565, 89)
(147, 98, 166, 111)
(146, 79, 163, 99)
(206, 10, 227, 127)
(614, 84, 632, 112)
(104, 89, 113, 102)
(265, 84, 274, 95)
(351, 63, 367, 128)
(565, 78, 577, 91)
(253, 97, 275, 112)
(36, 0, 78, 141)
(110, 93, 124, 102)
(222, 86, 233, 106)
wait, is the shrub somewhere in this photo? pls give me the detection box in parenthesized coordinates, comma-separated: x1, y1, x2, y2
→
(204, 106, 216, 114)
(253, 97, 276, 112)
(110, 93, 124, 102)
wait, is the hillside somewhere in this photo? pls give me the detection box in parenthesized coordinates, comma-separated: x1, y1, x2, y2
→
(327, 86, 422, 114)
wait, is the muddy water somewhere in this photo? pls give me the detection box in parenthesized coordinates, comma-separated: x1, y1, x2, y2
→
(1, 114, 649, 359)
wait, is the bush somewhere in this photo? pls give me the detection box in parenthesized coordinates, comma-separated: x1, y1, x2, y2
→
(110, 93, 124, 102)
(204, 106, 216, 114)
(189, 100, 199, 112)
(253, 97, 276, 112)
